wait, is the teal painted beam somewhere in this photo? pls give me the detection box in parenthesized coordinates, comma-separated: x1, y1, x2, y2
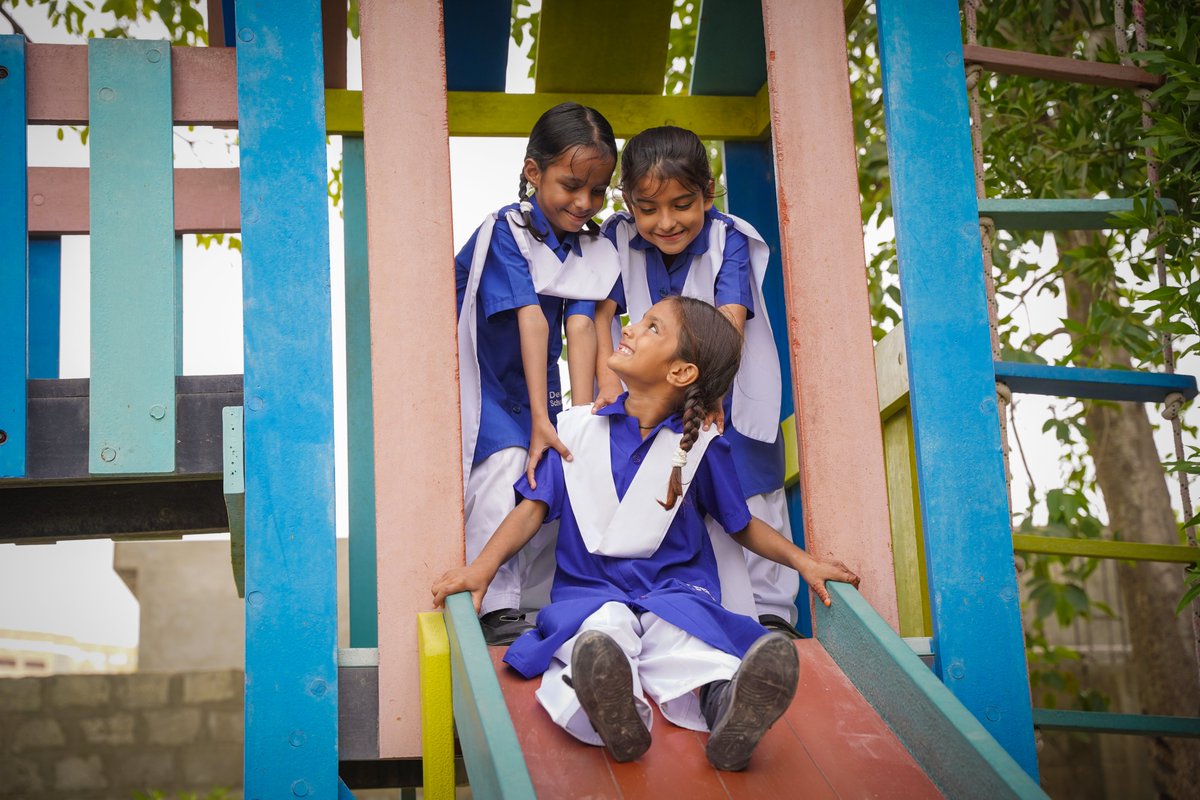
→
(876, 0, 1038, 775)
(995, 360, 1197, 403)
(343, 137, 378, 649)
(816, 583, 1048, 799)
(1032, 709, 1200, 738)
(88, 39, 176, 474)
(0, 35, 27, 478)
(979, 198, 1179, 231)
(444, 592, 536, 800)
(28, 239, 61, 380)
(223, 405, 245, 598)
(236, 0, 339, 794)
(692, 0, 767, 96)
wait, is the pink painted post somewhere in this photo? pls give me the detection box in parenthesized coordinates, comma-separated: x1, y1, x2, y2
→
(360, 0, 462, 757)
(762, 0, 900, 629)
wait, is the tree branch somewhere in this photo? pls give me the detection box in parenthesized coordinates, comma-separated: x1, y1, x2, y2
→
(0, 6, 32, 41)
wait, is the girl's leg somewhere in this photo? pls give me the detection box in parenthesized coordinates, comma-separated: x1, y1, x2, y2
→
(534, 602, 653, 747)
(635, 612, 741, 732)
(464, 447, 527, 615)
(744, 489, 801, 626)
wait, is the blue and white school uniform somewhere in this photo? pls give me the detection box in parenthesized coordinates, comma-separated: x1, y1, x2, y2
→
(456, 200, 618, 613)
(603, 209, 799, 624)
(505, 399, 767, 742)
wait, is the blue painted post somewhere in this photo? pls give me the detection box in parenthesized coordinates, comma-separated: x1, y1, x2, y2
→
(875, 0, 1038, 776)
(88, 39, 176, 475)
(28, 239, 61, 380)
(442, 0, 509, 92)
(235, 0, 338, 794)
(342, 137, 378, 649)
(0, 35, 26, 478)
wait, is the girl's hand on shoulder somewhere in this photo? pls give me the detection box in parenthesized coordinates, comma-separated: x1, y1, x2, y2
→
(593, 377, 624, 413)
(798, 556, 860, 608)
(527, 416, 570, 489)
(702, 404, 725, 434)
(431, 565, 491, 612)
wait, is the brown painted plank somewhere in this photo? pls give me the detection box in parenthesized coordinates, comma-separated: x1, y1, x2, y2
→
(322, 0, 347, 89)
(26, 43, 238, 126)
(963, 44, 1163, 90)
(784, 640, 943, 799)
(28, 167, 240, 234)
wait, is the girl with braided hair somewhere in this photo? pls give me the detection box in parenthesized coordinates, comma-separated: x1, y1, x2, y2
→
(433, 296, 859, 770)
(456, 102, 620, 644)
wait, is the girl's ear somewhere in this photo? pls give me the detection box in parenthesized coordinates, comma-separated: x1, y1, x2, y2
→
(523, 158, 542, 192)
(666, 360, 699, 390)
(703, 179, 716, 211)
(621, 191, 633, 211)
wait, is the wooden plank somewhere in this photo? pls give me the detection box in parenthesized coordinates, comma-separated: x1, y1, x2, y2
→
(443, 0, 509, 92)
(874, 0, 1037, 774)
(27, 239, 61, 380)
(1032, 709, 1200, 738)
(995, 360, 1197, 402)
(963, 44, 1164, 90)
(875, 324, 909, 419)
(1012, 534, 1199, 565)
(222, 405, 245, 598)
(882, 410, 930, 637)
(360, 0, 463, 758)
(444, 594, 536, 800)
(816, 583, 1048, 799)
(87, 38, 177, 475)
(762, 0, 899, 628)
(535, 0, 672, 94)
(235, 1, 339, 794)
(418, 613, 456, 800)
(979, 198, 1179, 231)
(29, 167, 240, 235)
(0, 479, 228, 543)
(322, 0, 347, 89)
(0, 35, 27, 479)
(342, 137, 378, 650)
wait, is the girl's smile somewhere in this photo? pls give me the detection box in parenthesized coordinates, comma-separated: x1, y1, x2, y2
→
(626, 176, 715, 257)
(524, 145, 615, 238)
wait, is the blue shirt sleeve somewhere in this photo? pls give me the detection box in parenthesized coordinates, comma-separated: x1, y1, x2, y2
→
(692, 436, 752, 535)
(565, 299, 596, 319)
(713, 223, 755, 319)
(607, 275, 627, 313)
(515, 449, 566, 523)
(478, 219, 540, 321)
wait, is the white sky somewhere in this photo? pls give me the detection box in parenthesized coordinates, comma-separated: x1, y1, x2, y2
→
(1, 1, 1196, 651)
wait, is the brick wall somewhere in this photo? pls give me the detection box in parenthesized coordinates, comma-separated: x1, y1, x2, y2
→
(0, 670, 243, 800)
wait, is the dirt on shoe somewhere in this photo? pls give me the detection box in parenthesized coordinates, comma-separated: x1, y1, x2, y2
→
(705, 633, 799, 771)
(571, 630, 651, 762)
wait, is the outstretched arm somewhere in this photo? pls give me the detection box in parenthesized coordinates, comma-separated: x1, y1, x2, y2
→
(731, 516, 860, 607)
(593, 299, 624, 411)
(565, 313, 597, 405)
(517, 305, 570, 487)
(431, 498, 550, 611)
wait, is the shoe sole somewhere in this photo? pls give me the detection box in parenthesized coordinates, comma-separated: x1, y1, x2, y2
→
(706, 634, 799, 771)
(571, 631, 651, 763)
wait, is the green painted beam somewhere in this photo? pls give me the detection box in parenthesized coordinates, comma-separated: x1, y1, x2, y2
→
(535, 0, 672, 94)
(222, 405, 245, 598)
(978, 198, 1179, 231)
(1012, 534, 1199, 564)
(1033, 709, 1200, 738)
(325, 89, 768, 140)
(444, 593, 535, 800)
(816, 583, 1048, 799)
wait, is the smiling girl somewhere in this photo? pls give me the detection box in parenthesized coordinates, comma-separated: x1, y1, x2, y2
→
(433, 296, 859, 769)
(455, 102, 620, 644)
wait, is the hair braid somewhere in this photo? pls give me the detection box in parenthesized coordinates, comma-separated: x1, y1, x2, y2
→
(659, 384, 705, 510)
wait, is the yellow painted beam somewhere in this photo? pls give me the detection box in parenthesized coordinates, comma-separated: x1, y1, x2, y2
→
(326, 89, 769, 140)
(782, 414, 799, 488)
(535, 0, 673, 94)
(418, 612, 455, 800)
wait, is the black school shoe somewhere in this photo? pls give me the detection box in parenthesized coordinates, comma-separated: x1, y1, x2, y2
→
(479, 608, 535, 646)
(703, 632, 799, 771)
(570, 630, 651, 762)
(758, 613, 805, 640)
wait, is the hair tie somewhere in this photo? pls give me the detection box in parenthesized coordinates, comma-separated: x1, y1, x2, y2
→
(671, 448, 688, 468)
(520, 200, 533, 214)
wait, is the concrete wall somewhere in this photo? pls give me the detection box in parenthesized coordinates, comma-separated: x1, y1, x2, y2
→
(0, 669, 243, 800)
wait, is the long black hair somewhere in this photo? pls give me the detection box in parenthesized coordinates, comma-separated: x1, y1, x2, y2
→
(516, 102, 617, 241)
(618, 125, 716, 202)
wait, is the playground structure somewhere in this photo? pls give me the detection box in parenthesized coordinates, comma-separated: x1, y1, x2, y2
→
(3, 0, 1200, 797)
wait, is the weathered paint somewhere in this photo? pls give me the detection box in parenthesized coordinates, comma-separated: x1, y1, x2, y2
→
(235, 0, 338, 793)
(28, 238, 61, 380)
(761, 0, 899, 627)
(816, 583, 1048, 799)
(342, 136, 378, 650)
(444, 593, 535, 800)
(359, 0, 463, 758)
(28, 167, 240, 235)
(0, 35, 26, 479)
(979, 197, 1178, 231)
(874, 0, 1038, 775)
(418, 612, 455, 800)
(88, 38, 176, 475)
(535, 0, 672, 94)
